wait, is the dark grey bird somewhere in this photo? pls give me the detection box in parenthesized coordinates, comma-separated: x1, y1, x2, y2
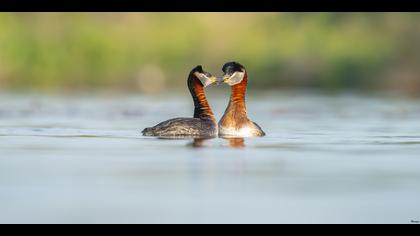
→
(142, 65, 219, 139)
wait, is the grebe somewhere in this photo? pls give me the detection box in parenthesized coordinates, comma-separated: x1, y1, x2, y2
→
(142, 65, 219, 138)
(218, 62, 266, 138)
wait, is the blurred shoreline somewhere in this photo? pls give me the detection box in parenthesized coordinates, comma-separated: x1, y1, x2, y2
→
(1, 88, 420, 102)
(1, 13, 420, 95)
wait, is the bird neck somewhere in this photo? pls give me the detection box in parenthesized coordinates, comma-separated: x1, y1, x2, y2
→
(225, 74, 248, 118)
(188, 75, 216, 122)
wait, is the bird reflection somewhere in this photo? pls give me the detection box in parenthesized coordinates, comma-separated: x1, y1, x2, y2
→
(190, 138, 246, 148)
(191, 138, 207, 148)
(226, 138, 246, 148)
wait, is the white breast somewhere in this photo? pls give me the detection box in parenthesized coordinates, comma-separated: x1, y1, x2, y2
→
(219, 126, 256, 138)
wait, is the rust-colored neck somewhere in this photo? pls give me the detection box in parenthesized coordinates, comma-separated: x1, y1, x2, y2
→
(188, 74, 216, 122)
(225, 73, 248, 118)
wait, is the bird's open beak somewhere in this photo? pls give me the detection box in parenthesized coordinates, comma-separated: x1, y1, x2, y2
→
(203, 76, 219, 87)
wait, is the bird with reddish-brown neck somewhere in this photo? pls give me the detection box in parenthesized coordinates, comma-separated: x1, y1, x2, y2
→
(142, 65, 219, 139)
(218, 62, 265, 138)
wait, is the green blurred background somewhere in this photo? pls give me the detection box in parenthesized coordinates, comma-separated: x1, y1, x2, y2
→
(0, 13, 420, 95)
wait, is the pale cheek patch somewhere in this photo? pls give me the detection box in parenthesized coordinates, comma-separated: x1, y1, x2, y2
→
(195, 72, 214, 87)
(226, 71, 245, 86)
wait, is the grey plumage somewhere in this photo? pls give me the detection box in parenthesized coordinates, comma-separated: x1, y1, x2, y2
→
(142, 118, 218, 139)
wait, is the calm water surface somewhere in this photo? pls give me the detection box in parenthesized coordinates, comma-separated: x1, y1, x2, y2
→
(0, 92, 420, 223)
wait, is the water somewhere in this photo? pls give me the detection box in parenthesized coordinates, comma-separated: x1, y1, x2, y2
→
(0, 92, 420, 224)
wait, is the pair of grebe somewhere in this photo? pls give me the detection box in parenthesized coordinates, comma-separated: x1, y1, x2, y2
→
(142, 62, 265, 138)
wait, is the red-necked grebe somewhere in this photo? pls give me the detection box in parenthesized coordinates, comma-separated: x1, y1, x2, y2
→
(218, 62, 266, 138)
(142, 65, 219, 138)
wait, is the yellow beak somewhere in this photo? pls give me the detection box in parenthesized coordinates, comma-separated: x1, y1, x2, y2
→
(202, 76, 219, 87)
(217, 75, 229, 85)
